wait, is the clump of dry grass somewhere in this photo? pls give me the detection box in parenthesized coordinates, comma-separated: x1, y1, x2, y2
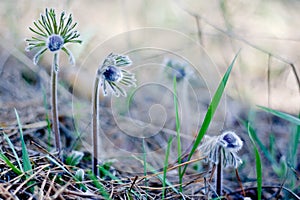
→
(0, 129, 298, 199)
(0, 131, 208, 199)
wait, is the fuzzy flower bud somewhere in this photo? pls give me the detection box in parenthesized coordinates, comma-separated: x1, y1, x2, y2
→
(199, 130, 243, 168)
(97, 53, 136, 97)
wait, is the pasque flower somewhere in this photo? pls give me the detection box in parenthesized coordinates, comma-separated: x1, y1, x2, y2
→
(25, 8, 81, 66)
(25, 8, 81, 159)
(199, 130, 243, 168)
(164, 58, 194, 82)
(96, 53, 136, 97)
(165, 58, 186, 81)
(92, 53, 136, 175)
(199, 130, 243, 197)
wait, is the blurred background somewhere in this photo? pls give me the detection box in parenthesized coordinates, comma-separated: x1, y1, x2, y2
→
(0, 0, 299, 179)
(1, 0, 299, 112)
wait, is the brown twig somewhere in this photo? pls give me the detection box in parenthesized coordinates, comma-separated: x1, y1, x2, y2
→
(65, 189, 105, 199)
(216, 147, 222, 197)
(228, 185, 300, 199)
(51, 181, 71, 199)
(0, 184, 14, 199)
(129, 175, 139, 192)
(46, 173, 57, 198)
(39, 169, 51, 200)
(13, 165, 47, 196)
(133, 156, 206, 183)
(235, 168, 246, 197)
(194, 15, 203, 46)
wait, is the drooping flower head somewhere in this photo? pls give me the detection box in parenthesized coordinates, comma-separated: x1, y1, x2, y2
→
(164, 58, 190, 82)
(199, 130, 243, 168)
(97, 53, 136, 97)
(25, 8, 82, 66)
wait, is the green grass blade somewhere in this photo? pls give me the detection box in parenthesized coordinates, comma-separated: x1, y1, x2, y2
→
(248, 123, 262, 200)
(257, 106, 300, 169)
(257, 106, 300, 126)
(245, 120, 275, 164)
(87, 170, 111, 200)
(142, 139, 148, 191)
(132, 155, 179, 194)
(98, 165, 123, 184)
(46, 155, 88, 191)
(65, 151, 84, 166)
(14, 108, 32, 174)
(291, 113, 300, 167)
(3, 133, 23, 172)
(99, 161, 140, 198)
(99, 164, 140, 198)
(142, 139, 147, 177)
(269, 134, 276, 159)
(173, 77, 182, 191)
(182, 52, 239, 176)
(0, 149, 22, 175)
(162, 136, 174, 199)
(47, 155, 75, 178)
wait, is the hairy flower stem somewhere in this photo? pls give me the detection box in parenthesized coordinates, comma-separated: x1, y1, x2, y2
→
(51, 53, 62, 159)
(216, 147, 223, 197)
(92, 76, 100, 176)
